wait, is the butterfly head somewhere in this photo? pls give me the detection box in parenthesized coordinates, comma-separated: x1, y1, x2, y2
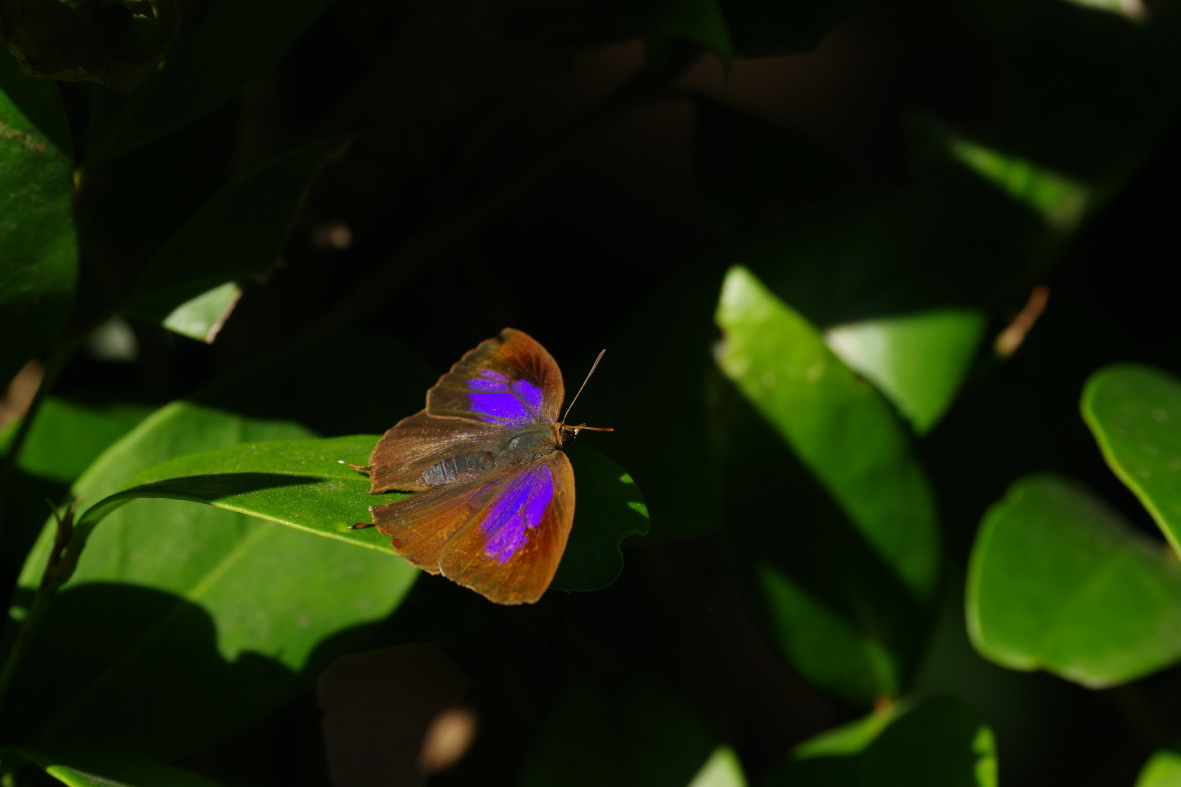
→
(557, 421, 613, 445)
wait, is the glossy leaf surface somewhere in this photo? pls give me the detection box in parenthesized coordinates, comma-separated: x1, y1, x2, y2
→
(715, 265, 940, 703)
(724, 197, 994, 434)
(73, 437, 646, 593)
(1083, 364, 1181, 557)
(3, 338, 425, 756)
(967, 475, 1181, 687)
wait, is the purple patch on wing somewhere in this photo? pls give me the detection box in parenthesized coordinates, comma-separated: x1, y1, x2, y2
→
(467, 369, 543, 425)
(481, 463, 554, 563)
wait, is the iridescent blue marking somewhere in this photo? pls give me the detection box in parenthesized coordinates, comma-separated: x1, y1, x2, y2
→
(467, 369, 543, 425)
(481, 463, 554, 563)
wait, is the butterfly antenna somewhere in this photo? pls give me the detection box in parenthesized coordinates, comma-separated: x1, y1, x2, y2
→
(562, 349, 611, 431)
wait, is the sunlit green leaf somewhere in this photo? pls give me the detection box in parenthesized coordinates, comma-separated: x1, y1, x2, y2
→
(1137, 744, 1181, 787)
(967, 475, 1181, 687)
(767, 696, 996, 787)
(0, 744, 220, 787)
(3, 335, 426, 757)
(715, 266, 940, 703)
(1083, 364, 1181, 558)
(725, 196, 993, 433)
(72, 436, 646, 593)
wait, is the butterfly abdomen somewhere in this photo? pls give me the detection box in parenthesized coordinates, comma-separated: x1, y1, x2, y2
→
(420, 451, 495, 486)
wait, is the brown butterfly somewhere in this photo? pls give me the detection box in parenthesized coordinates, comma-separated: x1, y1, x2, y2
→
(353, 329, 610, 604)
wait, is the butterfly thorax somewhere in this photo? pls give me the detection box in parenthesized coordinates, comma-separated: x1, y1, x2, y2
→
(416, 421, 561, 488)
(503, 421, 564, 461)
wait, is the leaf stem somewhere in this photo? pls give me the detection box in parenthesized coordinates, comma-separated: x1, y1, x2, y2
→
(0, 499, 98, 713)
(0, 341, 75, 546)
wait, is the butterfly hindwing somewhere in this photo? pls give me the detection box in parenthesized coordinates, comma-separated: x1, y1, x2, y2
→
(371, 451, 574, 604)
(440, 451, 574, 605)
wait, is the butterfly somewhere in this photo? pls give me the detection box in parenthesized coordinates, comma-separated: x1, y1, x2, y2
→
(353, 328, 611, 605)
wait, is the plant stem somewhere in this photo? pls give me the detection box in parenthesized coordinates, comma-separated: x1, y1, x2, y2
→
(0, 341, 75, 548)
(0, 502, 95, 713)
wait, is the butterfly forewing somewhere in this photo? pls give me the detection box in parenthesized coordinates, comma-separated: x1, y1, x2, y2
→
(425, 329, 565, 425)
(368, 412, 505, 493)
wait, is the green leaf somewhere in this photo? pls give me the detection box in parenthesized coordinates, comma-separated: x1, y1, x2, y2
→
(725, 196, 994, 433)
(766, 695, 997, 787)
(521, 679, 737, 787)
(825, 308, 986, 433)
(3, 336, 427, 757)
(86, 0, 332, 163)
(121, 138, 344, 341)
(715, 266, 940, 703)
(967, 475, 1181, 687)
(945, 133, 1091, 234)
(74, 435, 380, 548)
(552, 442, 650, 591)
(1082, 364, 1181, 558)
(0, 56, 77, 388)
(691, 746, 746, 787)
(1137, 744, 1181, 787)
(3, 397, 152, 484)
(0, 396, 152, 578)
(70, 437, 646, 593)
(1, 744, 221, 787)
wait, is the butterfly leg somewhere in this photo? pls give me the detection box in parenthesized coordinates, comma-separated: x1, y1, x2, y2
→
(339, 460, 371, 473)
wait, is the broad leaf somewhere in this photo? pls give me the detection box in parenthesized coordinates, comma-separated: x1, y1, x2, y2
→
(766, 695, 996, 787)
(72, 436, 647, 593)
(0, 744, 220, 787)
(2, 335, 427, 757)
(967, 475, 1181, 687)
(1083, 364, 1181, 558)
(1138, 745, 1181, 787)
(725, 197, 994, 434)
(715, 266, 940, 703)
(0, 396, 151, 579)
(0, 56, 77, 388)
